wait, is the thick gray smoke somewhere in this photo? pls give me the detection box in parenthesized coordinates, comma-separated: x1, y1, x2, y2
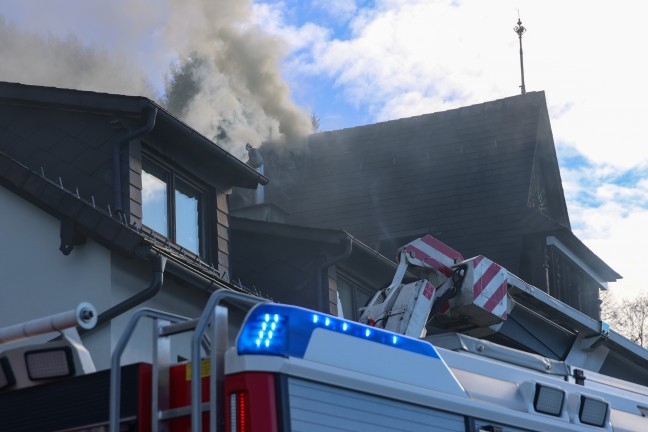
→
(0, 0, 312, 158)
(163, 0, 313, 156)
(0, 16, 155, 98)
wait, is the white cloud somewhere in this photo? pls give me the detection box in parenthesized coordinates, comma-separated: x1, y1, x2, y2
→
(313, 0, 358, 22)
(252, 3, 331, 54)
(304, 2, 521, 118)
(560, 159, 648, 299)
(573, 201, 648, 300)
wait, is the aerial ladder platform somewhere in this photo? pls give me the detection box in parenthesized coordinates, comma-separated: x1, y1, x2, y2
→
(358, 235, 648, 388)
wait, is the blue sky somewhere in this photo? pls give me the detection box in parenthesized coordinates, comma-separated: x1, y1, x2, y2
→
(0, 0, 647, 298)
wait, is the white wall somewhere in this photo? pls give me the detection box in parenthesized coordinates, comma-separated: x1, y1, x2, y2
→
(0, 186, 213, 371)
(0, 186, 112, 359)
(109, 253, 209, 368)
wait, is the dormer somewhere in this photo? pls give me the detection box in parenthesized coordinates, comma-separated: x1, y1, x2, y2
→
(0, 81, 267, 279)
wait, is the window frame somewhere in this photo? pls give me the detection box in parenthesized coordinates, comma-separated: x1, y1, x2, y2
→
(336, 271, 375, 320)
(141, 152, 212, 260)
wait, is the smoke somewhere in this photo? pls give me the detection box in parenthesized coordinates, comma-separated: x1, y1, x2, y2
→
(0, 0, 312, 158)
(163, 0, 313, 157)
(0, 16, 155, 98)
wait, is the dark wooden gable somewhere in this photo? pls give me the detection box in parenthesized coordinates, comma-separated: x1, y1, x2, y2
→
(261, 92, 553, 272)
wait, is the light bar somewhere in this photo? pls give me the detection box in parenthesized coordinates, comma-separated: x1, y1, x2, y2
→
(579, 395, 609, 427)
(24, 347, 75, 380)
(238, 304, 440, 359)
(533, 384, 564, 416)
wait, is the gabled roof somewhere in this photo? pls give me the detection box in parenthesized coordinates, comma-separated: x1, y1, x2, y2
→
(258, 92, 613, 279)
(0, 81, 267, 189)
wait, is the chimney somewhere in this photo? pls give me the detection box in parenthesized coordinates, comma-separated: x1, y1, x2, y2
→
(246, 143, 264, 204)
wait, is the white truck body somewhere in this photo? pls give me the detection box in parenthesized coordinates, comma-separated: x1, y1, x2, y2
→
(223, 301, 647, 431)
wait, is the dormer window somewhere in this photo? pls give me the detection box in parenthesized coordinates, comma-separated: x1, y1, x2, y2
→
(142, 156, 205, 256)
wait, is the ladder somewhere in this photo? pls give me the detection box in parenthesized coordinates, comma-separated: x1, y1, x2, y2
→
(504, 272, 648, 386)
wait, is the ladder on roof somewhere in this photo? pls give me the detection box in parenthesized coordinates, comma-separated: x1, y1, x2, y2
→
(109, 289, 265, 432)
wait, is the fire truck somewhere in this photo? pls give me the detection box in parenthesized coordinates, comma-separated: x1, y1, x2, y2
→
(1, 235, 648, 431)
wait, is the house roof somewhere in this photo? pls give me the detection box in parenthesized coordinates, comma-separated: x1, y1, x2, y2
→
(230, 215, 400, 271)
(229, 215, 408, 300)
(0, 81, 268, 189)
(258, 92, 617, 281)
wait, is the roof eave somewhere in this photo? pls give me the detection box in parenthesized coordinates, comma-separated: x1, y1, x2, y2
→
(155, 110, 269, 188)
(0, 81, 268, 189)
(230, 217, 401, 272)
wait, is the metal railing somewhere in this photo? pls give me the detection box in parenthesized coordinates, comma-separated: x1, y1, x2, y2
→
(189, 289, 266, 432)
(109, 289, 266, 432)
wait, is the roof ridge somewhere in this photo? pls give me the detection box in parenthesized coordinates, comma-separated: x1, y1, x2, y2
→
(315, 91, 546, 135)
(0, 80, 151, 105)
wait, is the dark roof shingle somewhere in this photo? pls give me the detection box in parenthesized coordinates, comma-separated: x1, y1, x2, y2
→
(261, 93, 550, 268)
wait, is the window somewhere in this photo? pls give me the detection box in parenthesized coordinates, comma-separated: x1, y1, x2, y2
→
(337, 274, 374, 320)
(142, 157, 205, 256)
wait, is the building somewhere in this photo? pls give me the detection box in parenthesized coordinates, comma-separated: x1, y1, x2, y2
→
(0, 81, 622, 367)
(0, 81, 267, 368)
(240, 91, 620, 320)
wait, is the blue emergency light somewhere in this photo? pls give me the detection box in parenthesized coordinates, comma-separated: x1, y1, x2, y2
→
(237, 303, 440, 359)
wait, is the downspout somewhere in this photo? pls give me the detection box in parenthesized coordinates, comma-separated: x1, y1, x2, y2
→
(316, 237, 353, 313)
(79, 253, 166, 335)
(544, 243, 551, 296)
(113, 105, 158, 219)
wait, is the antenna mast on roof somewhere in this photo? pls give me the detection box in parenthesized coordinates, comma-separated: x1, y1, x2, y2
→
(514, 13, 527, 95)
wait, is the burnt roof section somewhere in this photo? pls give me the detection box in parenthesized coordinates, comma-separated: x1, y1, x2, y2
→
(259, 92, 617, 280)
(0, 81, 268, 189)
